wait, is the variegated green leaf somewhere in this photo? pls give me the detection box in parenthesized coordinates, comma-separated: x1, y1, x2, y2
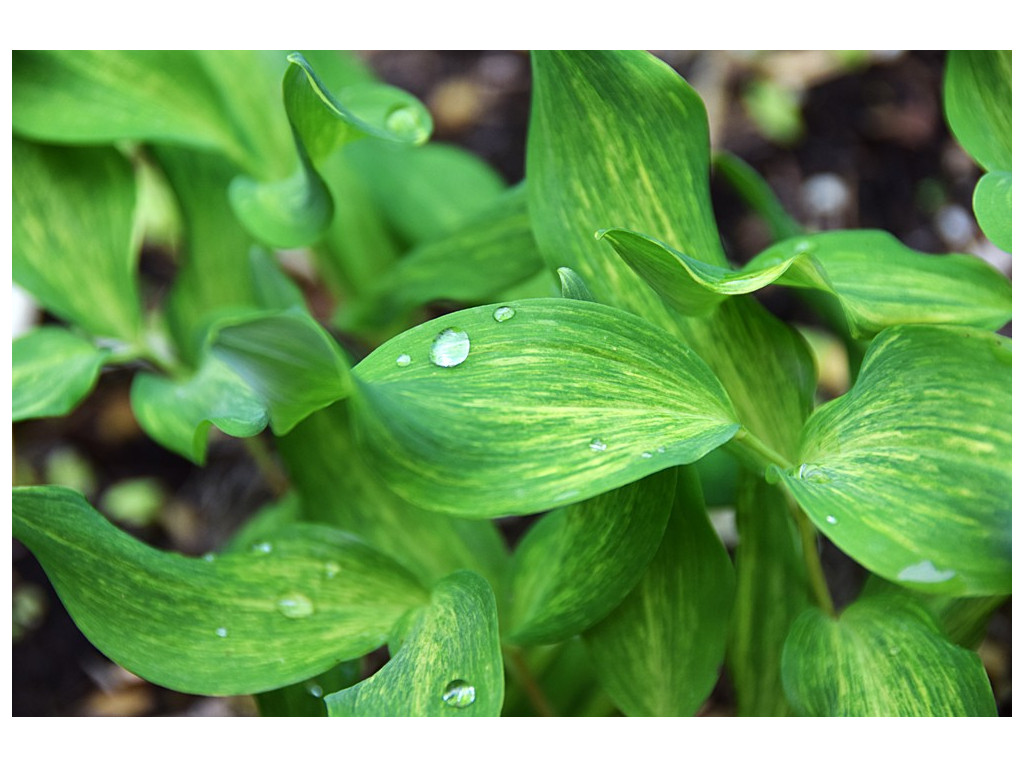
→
(13, 327, 110, 422)
(583, 466, 735, 716)
(13, 139, 142, 341)
(781, 594, 997, 716)
(130, 355, 269, 464)
(506, 470, 676, 645)
(944, 50, 1011, 174)
(229, 52, 432, 249)
(603, 228, 1011, 337)
(325, 570, 503, 716)
(211, 311, 353, 435)
(12, 485, 428, 696)
(779, 324, 1010, 596)
(350, 298, 739, 517)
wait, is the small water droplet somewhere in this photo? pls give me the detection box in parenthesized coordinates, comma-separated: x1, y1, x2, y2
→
(492, 305, 516, 323)
(251, 541, 273, 554)
(277, 593, 315, 618)
(306, 682, 324, 698)
(215, 627, 228, 638)
(429, 328, 470, 368)
(202, 553, 217, 562)
(796, 464, 832, 484)
(442, 679, 476, 708)
(589, 438, 607, 452)
(324, 562, 341, 578)
(396, 353, 412, 367)
(825, 515, 837, 525)
(640, 451, 653, 459)
(656, 446, 666, 454)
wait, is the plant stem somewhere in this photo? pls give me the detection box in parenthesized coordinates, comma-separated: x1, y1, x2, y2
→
(504, 647, 556, 717)
(727, 427, 793, 474)
(791, 499, 836, 617)
(244, 436, 291, 496)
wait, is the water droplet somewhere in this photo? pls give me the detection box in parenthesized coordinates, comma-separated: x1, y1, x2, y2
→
(492, 305, 516, 323)
(215, 627, 228, 638)
(429, 328, 470, 368)
(640, 451, 653, 459)
(251, 541, 273, 554)
(897, 560, 956, 584)
(396, 353, 412, 367)
(825, 515, 837, 525)
(324, 562, 341, 578)
(589, 438, 607, 452)
(442, 679, 476, 708)
(306, 682, 324, 698)
(656, 446, 666, 454)
(202, 553, 217, 562)
(277, 593, 315, 618)
(796, 464, 832, 484)
(384, 105, 425, 141)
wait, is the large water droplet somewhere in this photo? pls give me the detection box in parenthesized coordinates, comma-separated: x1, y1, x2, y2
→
(589, 438, 607, 452)
(492, 305, 516, 323)
(396, 353, 412, 367)
(251, 541, 273, 555)
(306, 682, 324, 698)
(430, 328, 470, 368)
(215, 627, 228, 638)
(277, 593, 315, 618)
(442, 679, 476, 708)
(825, 515, 838, 525)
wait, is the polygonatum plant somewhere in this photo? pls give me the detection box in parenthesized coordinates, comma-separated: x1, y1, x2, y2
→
(12, 50, 1011, 716)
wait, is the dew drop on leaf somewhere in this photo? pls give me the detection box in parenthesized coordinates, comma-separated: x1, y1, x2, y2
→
(825, 515, 837, 525)
(897, 560, 956, 584)
(396, 353, 412, 367)
(324, 562, 341, 578)
(589, 438, 607, 452)
(251, 541, 273, 554)
(429, 328, 470, 368)
(305, 682, 324, 698)
(492, 305, 516, 323)
(215, 627, 228, 638)
(277, 593, 315, 618)
(202, 553, 217, 562)
(796, 464, 832, 484)
(384, 106, 427, 142)
(441, 679, 476, 708)
(640, 451, 653, 459)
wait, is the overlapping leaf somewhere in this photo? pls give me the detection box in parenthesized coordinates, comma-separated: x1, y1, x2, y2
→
(350, 298, 739, 517)
(12, 486, 428, 696)
(583, 466, 735, 716)
(781, 594, 997, 716)
(973, 170, 1012, 253)
(506, 470, 676, 645)
(13, 139, 142, 341)
(13, 327, 110, 422)
(325, 571, 503, 716)
(778, 324, 1011, 596)
(603, 228, 1011, 336)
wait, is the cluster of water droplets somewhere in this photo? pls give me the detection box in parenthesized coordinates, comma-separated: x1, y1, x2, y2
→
(395, 306, 518, 371)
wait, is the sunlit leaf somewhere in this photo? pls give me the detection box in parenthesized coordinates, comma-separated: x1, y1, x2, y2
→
(325, 571, 503, 716)
(13, 327, 110, 422)
(12, 486, 428, 696)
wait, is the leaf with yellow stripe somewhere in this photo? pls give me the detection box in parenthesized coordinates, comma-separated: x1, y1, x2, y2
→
(350, 298, 739, 517)
(781, 593, 997, 716)
(778, 324, 1010, 596)
(13, 327, 110, 422)
(12, 485, 428, 696)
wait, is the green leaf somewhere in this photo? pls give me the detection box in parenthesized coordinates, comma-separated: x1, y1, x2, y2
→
(712, 151, 803, 241)
(325, 571, 503, 716)
(130, 355, 269, 464)
(974, 170, 1012, 253)
(779, 324, 1011, 596)
(727, 473, 810, 716)
(211, 311, 353, 435)
(583, 465, 735, 716)
(277, 402, 509, 592)
(781, 594, 997, 716)
(350, 298, 739, 517)
(604, 228, 1011, 337)
(256, 660, 363, 717)
(12, 485, 428, 696)
(12, 51, 251, 164)
(13, 139, 142, 341)
(944, 51, 1011, 174)
(339, 184, 544, 333)
(346, 140, 506, 245)
(13, 327, 110, 421)
(506, 470, 676, 645)
(228, 52, 432, 249)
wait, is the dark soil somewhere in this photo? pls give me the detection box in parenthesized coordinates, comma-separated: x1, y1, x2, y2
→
(12, 50, 1010, 716)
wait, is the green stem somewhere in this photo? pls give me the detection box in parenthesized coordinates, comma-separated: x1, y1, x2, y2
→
(791, 499, 836, 617)
(244, 436, 291, 496)
(727, 427, 792, 474)
(504, 647, 555, 717)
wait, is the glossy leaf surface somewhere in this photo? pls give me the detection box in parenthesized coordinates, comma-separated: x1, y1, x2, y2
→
(13, 139, 142, 341)
(12, 486, 428, 696)
(325, 571, 503, 716)
(211, 311, 353, 435)
(351, 298, 739, 517)
(584, 466, 735, 716)
(13, 328, 110, 422)
(780, 325, 1011, 595)
(781, 594, 997, 716)
(604, 228, 1011, 336)
(944, 50, 1011, 174)
(130, 356, 269, 464)
(506, 470, 676, 645)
